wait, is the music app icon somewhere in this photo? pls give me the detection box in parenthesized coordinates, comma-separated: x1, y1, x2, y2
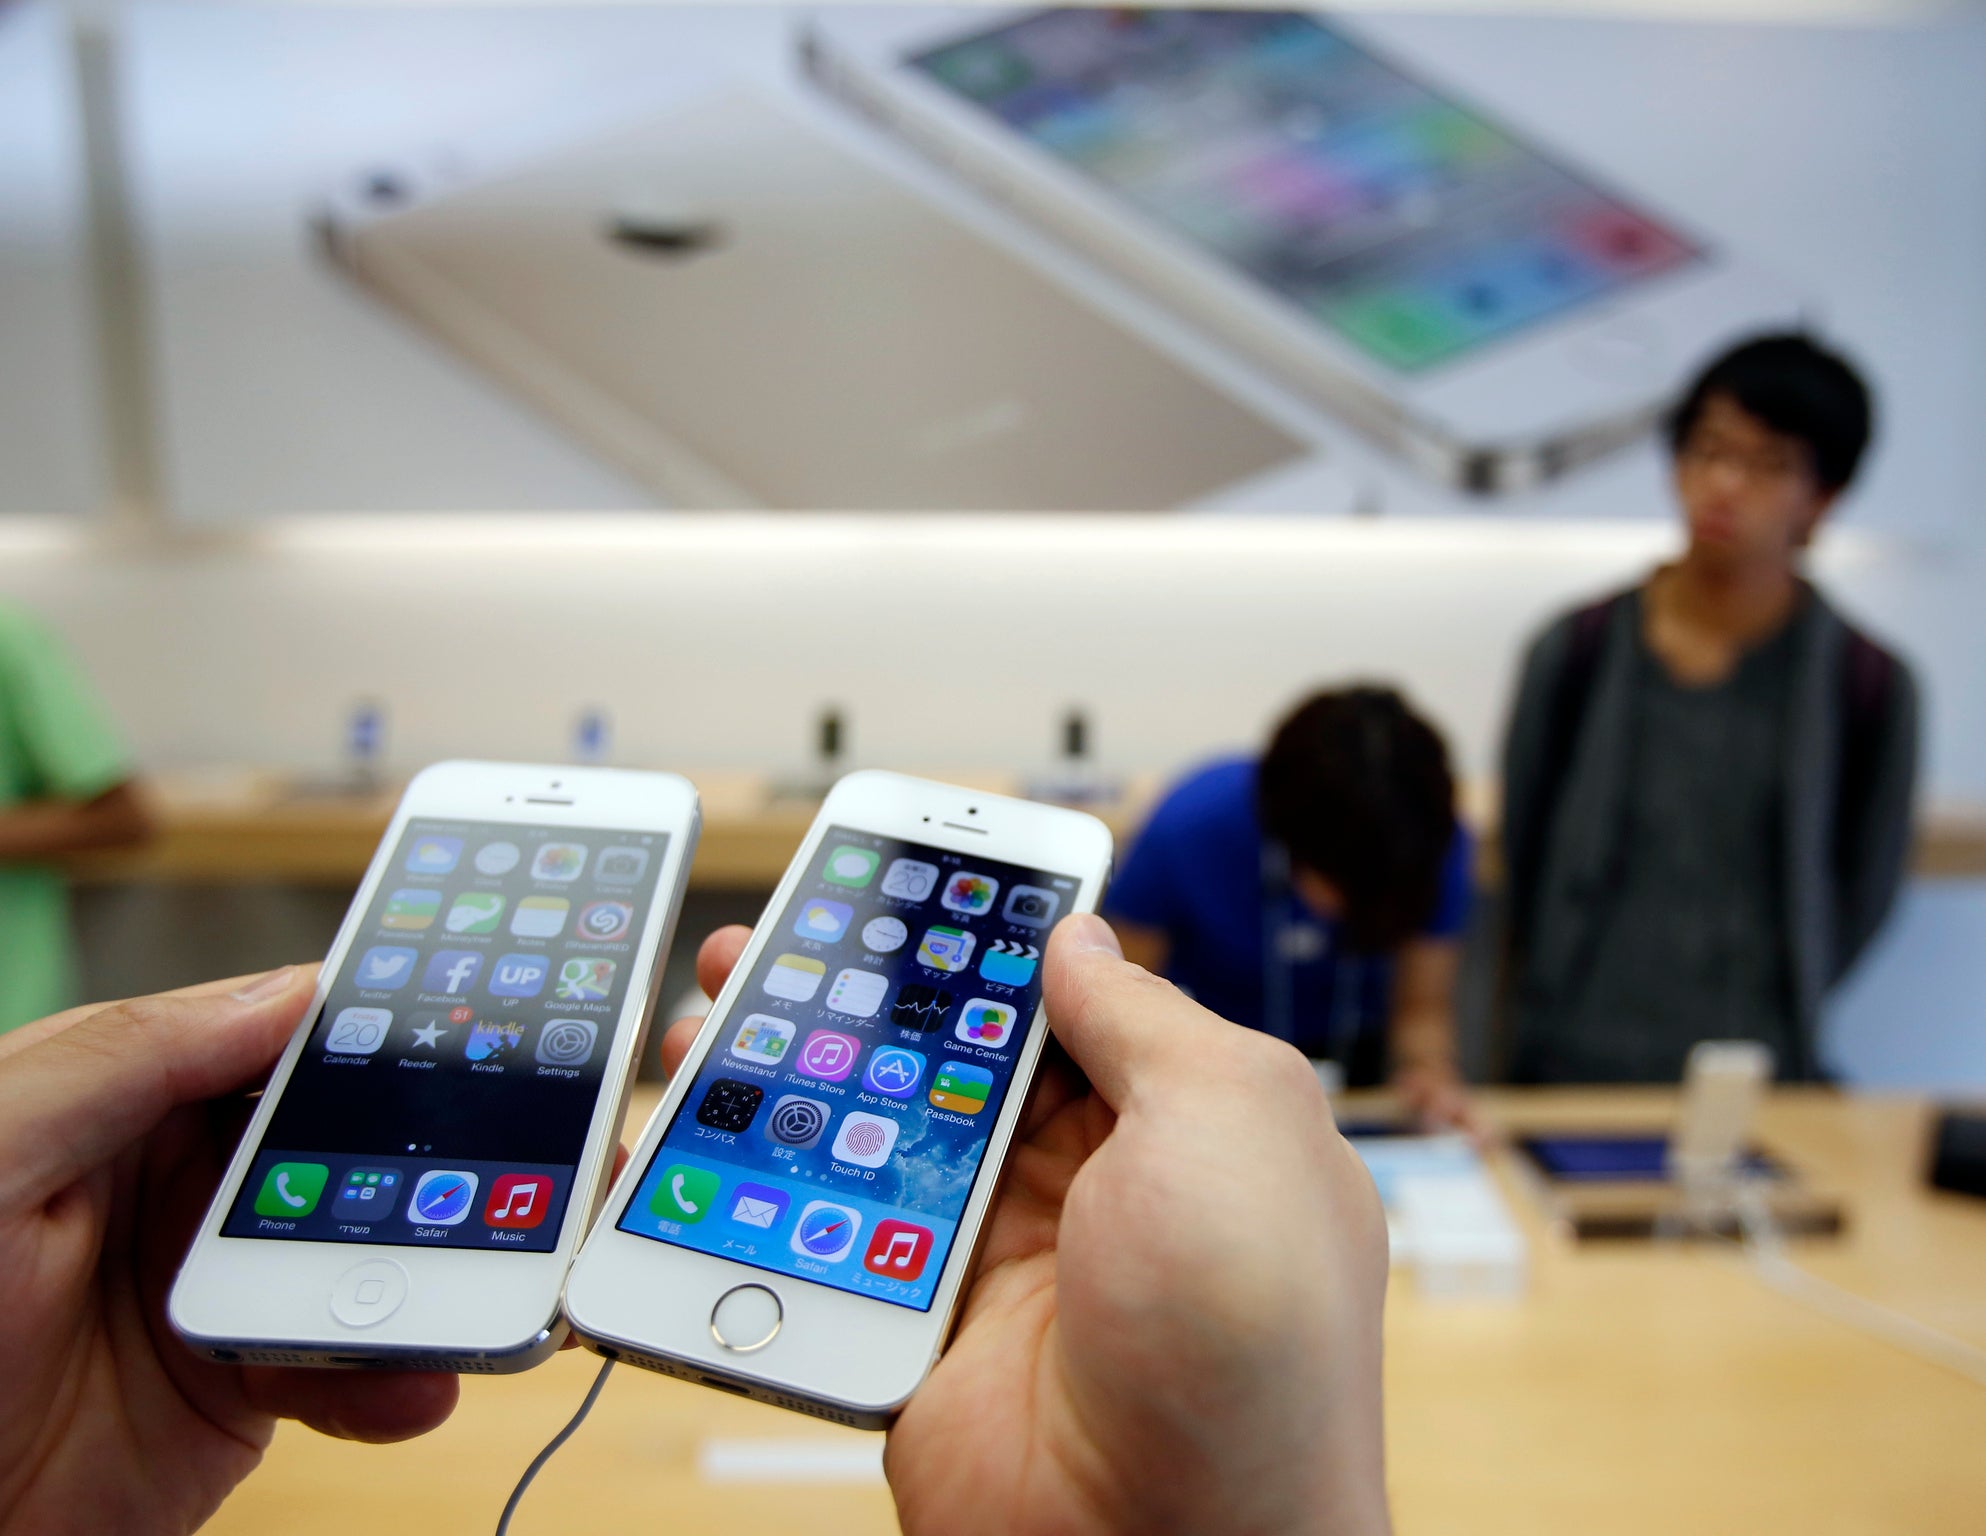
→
(862, 1219, 935, 1282)
(484, 1173, 554, 1231)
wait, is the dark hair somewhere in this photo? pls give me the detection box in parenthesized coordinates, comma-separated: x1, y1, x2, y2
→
(1666, 332, 1874, 492)
(1258, 687, 1457, 953)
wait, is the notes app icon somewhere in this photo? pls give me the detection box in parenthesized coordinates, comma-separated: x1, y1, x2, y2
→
(485, 1173, 552, 1231)
(764, 953, 826, 1003)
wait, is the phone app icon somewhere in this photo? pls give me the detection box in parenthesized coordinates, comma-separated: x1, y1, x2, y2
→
(356, 945, 418, 991)
(555, 957, 616, 1003)
(729, 1182, 790, 1230)
(956, 998, 1019, 1049)
(862, 916, 909, 953)
(930, 1059, 995, 1114)
(594, 846, 651, 885)
(464, 1018, 525, 1062)
(891, 984, 953, 1033)
(485, 1173, 553, 1230)
(791, 1201, 862, 1262)
(577, 900, 633, 943)
(334, 1166, 401, 1224)
(822, 845, 880, 889)
(831, 1111, 899, 1169)
(652, 1165, 721, 1225)
(881, 859, 940, 901)
(980, 939, 1040, 988)
(764, 1094, 830, 1149)
(408, 1169, 479, 1226)
(488, 952, 550, 1000)
(405, 836, 462, 875)
(325, 1006, 392, 1056)
(531, 842, 588, 882)
(917, 926, 976, 973)
(696, 1078, 765, 1133)
(474, 840, 521, 875)
(794, 898, 854, 944)
(510, 895, 570, 940)
(445, 891, 505, 935)
(382, 888, 440, 931)
(826, 968, 889, 1018)
(862, 1046, 927, 1098)
(864, 1219, 935, 1281)
(940, 871, 1000, 916)
(1002, 884, 1061, 928)
(797, 1029, 862, 1083)
(764, 953, 826, 1003)
(254, 1162, 328, 1219)
(535, 1017, 598, 1067)
(421, 950, 484, 996)
(730, 1013, 796, 1066)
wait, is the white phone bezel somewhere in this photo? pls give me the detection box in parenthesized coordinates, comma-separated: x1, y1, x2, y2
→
(167, 760, 700, 1368)
(564, 770, 1112, 1423)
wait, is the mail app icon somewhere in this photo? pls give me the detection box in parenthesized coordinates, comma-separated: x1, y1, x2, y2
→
(728, 1181, 791, 1231)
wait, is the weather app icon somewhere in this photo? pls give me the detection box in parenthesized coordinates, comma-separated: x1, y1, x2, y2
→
(793, 898, 853, 945)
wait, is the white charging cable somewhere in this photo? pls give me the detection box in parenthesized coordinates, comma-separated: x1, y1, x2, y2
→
(494, 1356, 617, 1536)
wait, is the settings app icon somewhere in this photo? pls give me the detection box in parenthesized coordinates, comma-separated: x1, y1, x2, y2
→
(535, 1018, 599, 1067)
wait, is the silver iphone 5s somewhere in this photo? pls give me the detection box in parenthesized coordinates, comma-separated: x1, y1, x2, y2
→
(564, 772, 1111, 1426)
(169, 762, 699, 1371)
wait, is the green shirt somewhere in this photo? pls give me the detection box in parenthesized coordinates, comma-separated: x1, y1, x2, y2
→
(0, 604, 133, 1034)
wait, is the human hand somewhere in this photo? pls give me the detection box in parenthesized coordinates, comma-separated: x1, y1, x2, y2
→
(1392, 1064, 1494, 1147)
(0, 969, 460, 1536)
(661, 916, 1392, 1536)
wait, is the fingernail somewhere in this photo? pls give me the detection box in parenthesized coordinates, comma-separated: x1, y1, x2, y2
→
(230, 966, 296, 1004)
(1059, 912, 1122, 958)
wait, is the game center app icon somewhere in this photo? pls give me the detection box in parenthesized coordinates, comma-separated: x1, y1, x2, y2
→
(864, 1219, 935, 1281)
(531, 842, 588, 882)
(797, 1029, 862, 1083)
(577, 900, 633, 942)
(940, 871, 999, 916)
(791, 1201, 862, 1261)
(956, 998, 1019, 1048)
(485, 1173, 553, 1230)
(917, 926, 976, 973)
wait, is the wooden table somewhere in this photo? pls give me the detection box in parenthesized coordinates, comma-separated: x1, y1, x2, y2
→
(204, 1088, 1986, 1536)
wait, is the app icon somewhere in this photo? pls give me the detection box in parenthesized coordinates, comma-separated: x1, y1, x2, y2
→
(862, 916, 909, 953)
(763, 953, 825, 1003)
(254, 1162, 328, 1219)
(917, 926, 976, 973)
(791, 1201, 862, 1261)
(510, 895, 570, 940)
(980, 939, 1040, 988)
(474, 840, 521, 875)
(334, 1166, 401, 1224)
(555, 957, 616, 1003)
(1002, 885, 1061, 928)
(488, 952, 550, 1000)
(652, 1164, 721, 1224)
(930, 1059, 995, 1114)
(325, 1006, 392, 1055)
(831, 1111, 899, 1169)
(382, 888, 440, 931)
(356, 945, 419, 991)
(822, 845, 880, 888)
(729, 1182, 791, 1230)
(764, 1094, 831, 1149)
(486, 1173, 553, 1230)
(696, 1078, 765, 1133)
(535, 1017, 598, 1067)
(594, 846, 651, 885)
(408, 1011, 450, 1049)
(793, 898, 854, 944)
(421, 950, 484, 996)
(577, 900, 633, 943)
(730, 1013, 796, 1066)
(826, 968, 889, 1018)
(405, 836, 462, 875)
(891, 984, 953, 1033)
(531, 842, 588, 882)
(864, 1219, 935, 1281)
(957, 998, 1019, 1048)
(863, 1046, 927, 1098)
(445, 891, 505, 935)
(464, 1018, 524, 1062)
(797, 1029, 862, 1083)
(940, 871, 1000, 916)
(408, 1169, 479, 1226)
(881, 859, 940, 901)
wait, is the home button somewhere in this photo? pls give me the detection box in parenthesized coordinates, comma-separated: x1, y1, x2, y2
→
(330, 1258, 410, 1328)
(710, 1284, 783, 1353)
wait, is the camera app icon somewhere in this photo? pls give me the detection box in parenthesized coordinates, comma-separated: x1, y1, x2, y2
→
(1002, 885, 1060, 928)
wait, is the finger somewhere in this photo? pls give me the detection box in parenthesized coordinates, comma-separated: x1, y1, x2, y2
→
(0, 963, 322, 1064)
(694, 926, 752, 1002)
(658, 1014, 704, 1079)
(242, 1366, 459, 1444)
(1040, 913, 1219, 1109)
(0, 968, 316, 1206)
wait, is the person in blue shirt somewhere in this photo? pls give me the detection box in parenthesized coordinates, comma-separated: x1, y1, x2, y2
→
(1107, 686, 1480, 1132)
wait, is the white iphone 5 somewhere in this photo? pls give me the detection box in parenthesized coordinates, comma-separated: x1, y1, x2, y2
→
(169, 762, 699, 1372)
(565, 772, 1111, 1427)
(803, 6, 1804, 493)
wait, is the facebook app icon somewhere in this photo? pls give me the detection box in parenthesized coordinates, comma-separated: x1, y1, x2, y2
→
(421, 950, 484, 995)
(487, 953, 551, 1000)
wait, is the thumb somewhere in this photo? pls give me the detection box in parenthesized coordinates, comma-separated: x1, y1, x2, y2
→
(1042, 914, 1214, 1109)
(0, 967, 317, 1209)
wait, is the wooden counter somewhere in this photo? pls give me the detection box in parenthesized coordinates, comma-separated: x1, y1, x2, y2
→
(204, 1088, 1986, 1536)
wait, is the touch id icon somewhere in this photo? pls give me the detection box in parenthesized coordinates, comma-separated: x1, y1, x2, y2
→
(831, 1111, 899, 1169)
